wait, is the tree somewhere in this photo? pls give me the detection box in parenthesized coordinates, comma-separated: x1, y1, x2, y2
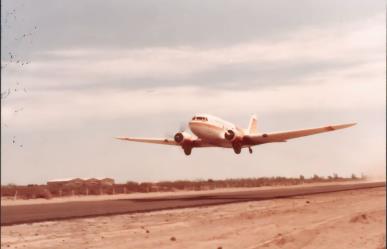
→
(126, 181, 139, 192)
(312, 174, 321, 180)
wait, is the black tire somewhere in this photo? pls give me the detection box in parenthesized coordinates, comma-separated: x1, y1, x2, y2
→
(232, 142, 242, 154)
(184, 147, 192, 155)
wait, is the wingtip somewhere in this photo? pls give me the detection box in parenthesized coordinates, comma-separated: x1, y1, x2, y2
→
(114, 137, 126, 140)
(335, 122, 357, 130)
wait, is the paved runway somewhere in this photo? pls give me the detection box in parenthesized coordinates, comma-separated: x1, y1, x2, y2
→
(1, 181, 385, 226)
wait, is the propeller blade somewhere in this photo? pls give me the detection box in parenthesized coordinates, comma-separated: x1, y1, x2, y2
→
(179, 122, 187, 132)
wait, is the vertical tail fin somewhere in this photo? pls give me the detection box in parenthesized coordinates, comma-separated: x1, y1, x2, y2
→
(247, 114, 258, 134)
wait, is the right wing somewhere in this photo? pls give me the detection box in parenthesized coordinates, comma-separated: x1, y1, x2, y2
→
(243, 123, 356, 145)
(115, 137, 214, 147)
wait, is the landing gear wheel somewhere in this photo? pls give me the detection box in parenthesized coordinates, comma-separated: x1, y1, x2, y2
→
(232, 142, 242, 154)
(183, 146, 192, 156)
(248, 147, 253, 154)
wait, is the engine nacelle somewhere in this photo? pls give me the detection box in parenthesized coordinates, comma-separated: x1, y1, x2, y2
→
(224, 129, 243, 141)
(174, 131, 193, 144)
(224, 129, 235, 141)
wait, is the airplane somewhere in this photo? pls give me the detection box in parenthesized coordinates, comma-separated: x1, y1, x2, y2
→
(116, 114, 356, 156)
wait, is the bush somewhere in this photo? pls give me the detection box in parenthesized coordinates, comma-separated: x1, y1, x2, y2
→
(36, 188, 52, 199)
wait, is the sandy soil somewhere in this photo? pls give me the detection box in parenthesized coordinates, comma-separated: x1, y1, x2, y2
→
(1, 180, 374, 206)
(1, 187, 385, 249)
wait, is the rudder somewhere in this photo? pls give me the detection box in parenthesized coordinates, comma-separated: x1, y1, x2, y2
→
(248, 115, 258, 134)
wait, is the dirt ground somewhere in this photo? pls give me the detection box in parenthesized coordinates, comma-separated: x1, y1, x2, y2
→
(1, 187, 385, 249)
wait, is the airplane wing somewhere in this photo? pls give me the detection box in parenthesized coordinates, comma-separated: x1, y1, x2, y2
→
(115, 137, 179, 145)
(243, 123, 356, 145)
(115, 137, 214, 147)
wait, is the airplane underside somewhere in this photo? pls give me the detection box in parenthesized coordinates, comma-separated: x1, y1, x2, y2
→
(180, 138, 254, 155)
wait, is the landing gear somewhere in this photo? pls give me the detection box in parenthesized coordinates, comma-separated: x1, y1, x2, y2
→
(183, 147, 192, 155)
(248, 147, 253, 154)
(182, 142, 192, 156)
(232, 142, 242, 154)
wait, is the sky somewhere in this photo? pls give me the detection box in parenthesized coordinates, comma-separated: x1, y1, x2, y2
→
(1, 0, 385, 184)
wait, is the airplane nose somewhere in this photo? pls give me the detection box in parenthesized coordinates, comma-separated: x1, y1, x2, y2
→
(188, 121, 200, 135)
(188, 121, 194, 130)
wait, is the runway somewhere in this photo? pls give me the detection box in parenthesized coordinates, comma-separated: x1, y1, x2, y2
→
(1, 181, 385, 226)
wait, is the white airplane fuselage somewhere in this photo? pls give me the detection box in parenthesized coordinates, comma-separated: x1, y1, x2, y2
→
(188, 114, 244, 148)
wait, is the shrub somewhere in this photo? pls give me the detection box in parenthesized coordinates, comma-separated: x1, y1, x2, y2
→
(36, 188, 52, 199)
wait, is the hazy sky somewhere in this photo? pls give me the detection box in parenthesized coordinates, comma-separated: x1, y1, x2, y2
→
(1, 0, 385, 184)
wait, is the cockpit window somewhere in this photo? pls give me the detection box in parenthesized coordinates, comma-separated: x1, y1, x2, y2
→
(192, 116, 208, 121)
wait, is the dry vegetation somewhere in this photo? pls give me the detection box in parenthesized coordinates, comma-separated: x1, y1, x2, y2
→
(1, 173, 365, 200)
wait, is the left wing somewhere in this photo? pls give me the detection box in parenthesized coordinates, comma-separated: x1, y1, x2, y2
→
(115, 137, 214, 147)
(115, 137, 179, 146)
(243, 123, 356, 145)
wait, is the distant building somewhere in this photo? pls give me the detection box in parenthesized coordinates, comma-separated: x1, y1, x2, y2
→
(47, 178, 83, 188)
(47, 177, 115, 188)
(84, 178, 115, 187)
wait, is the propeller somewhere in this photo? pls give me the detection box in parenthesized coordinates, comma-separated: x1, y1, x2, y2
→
(164, 131, 175, 139)
(224, 129, 235, 141)
(178, 122, 188, 133)
(164, 121, 188, 138)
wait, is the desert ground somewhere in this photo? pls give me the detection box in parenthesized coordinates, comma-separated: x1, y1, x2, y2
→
(1, 185, 385, 249)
